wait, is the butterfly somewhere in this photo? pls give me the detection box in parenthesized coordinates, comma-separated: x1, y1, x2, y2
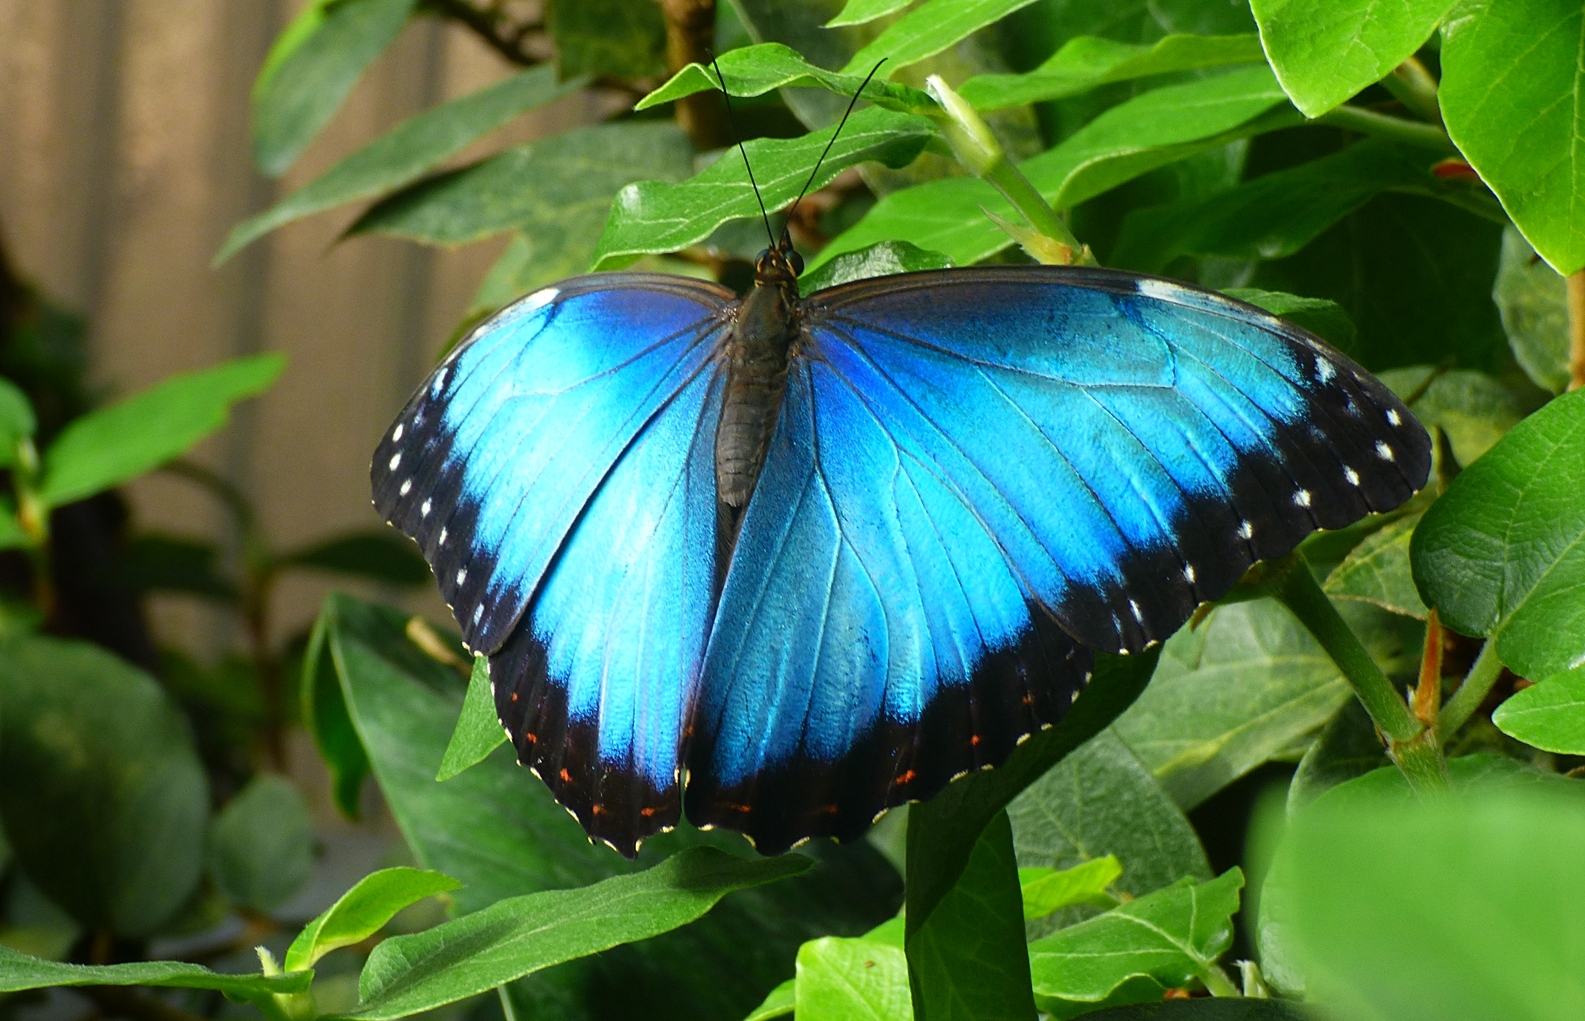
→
(371, 227, 1430, 858)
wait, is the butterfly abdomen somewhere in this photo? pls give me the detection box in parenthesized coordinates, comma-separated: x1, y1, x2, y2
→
(716, 280, 800, 508)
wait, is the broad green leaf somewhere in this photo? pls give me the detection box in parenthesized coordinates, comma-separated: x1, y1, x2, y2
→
(1019, 856, 1122, 919)
(279, 529, 431, 586)
(1494, 224, 1572, 393)
(253, 0, 336, 100)
(1379, 366, 1524, 466)
(796, 936, 911, 1019)
(120, 535, 239, 602)
(1221, 288, 1357, 352)
(548, 0, 666, 79)
(0, 509, 30, 551)
(0, 377, 36, 464)
(207, 775, 314, 913)
(345, 848, 810, 1020)
(798, 239, 952, 296)
(593, 107, 935, 270)
(1050, 1004, 1312, 1020)
(842, 0, 1045, 75)
(1112, 600, 1354, 810)
(1441, 0, 1585, 274)
(0, 944, 311, 996)
(1286, 698, 1387, 812)
(285, 866, 462, 972)
(637, 44, 936, 115)
(960, 33, 1266, 111)
(1283, 786, 1585, 1020)
(743, 978, 796, 1021)
(828, 0, 914, 27)
(351, 121, 693, 247)
(1492, 665, 1585, 754)
(251, 0, 417, 177)
(1250, 0, 1457, 116)
(218, 67, 581, 263)
(1411, 388, 1585, 678)
(0, 636, 209, 936)
(1028, 869, 1243, 1013)
(437, 656, 506, 781)
(38, 353, 284, 508)
(1325, 512, 1428, 619)
(303, 604, 370, 818)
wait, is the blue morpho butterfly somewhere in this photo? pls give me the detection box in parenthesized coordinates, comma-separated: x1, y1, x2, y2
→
(372, 102, 1430, 859)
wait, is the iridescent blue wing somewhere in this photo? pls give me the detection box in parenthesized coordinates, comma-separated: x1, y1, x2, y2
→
(685, 266, 1428, 853)
(372, 274, 734, 854)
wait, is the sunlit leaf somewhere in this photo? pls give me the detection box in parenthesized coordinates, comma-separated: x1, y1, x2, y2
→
(1492, 664, 1585, 754)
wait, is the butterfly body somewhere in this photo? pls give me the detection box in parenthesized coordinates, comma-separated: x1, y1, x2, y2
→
(373, 254, 1430, 857)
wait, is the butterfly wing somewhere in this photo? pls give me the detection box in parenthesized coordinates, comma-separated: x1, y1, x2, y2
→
(372, 274, 734, 855)
(686, 266, 1428, 853)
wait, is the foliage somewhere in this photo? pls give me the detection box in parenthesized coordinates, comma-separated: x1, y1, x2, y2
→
(3, 2, 1583, 1021)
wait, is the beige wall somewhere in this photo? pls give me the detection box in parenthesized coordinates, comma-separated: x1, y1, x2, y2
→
(0, 1, 601, 654)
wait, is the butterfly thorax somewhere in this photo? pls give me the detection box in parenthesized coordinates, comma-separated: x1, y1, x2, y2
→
(716, 250, 802, 508)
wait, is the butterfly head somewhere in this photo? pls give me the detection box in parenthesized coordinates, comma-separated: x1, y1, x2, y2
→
(754, 231, 803, 287)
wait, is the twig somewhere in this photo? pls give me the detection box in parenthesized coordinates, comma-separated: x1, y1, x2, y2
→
(658, 0, 728, 149)
(1438, 639, 1505, 742)
(1318, 105, 1456, 154)
(425, 0, 547, 66)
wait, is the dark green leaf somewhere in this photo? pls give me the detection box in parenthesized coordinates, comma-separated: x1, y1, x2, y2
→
(0, 510, 31, 552)
(207, 775, 314, 913)
(798, 239, 952, 296)
(1285, 698, 1387, 812)
(1492, 664, 1585, 754)
(252, 0, 336, 100)
(1379, 366, 1523, 466)
(960, 33, 1265, 111)
(38, 353, 284, 508)
(0, 944, 310, 996)
(548, 0, 666, 79)
(0, 376, 36, 464)
(1063, 1003, 1313, 1020)
(119, 534, 240, 603)
(1250, 0, 1457, 116)
(0, 635, 209, 936)
(826, 0, 913, 28)
(1441, 0, 1585, 274)
(594, 107, 936, 269)
(219, 67, 582, 263)
(637, 43, 935, 115)
(795, 935, 910, 1019)
(1324, 512, 1428, 619)
(841, 0, 1045, 75)
(437, 656, 506, 781)
(251, 0, 417, 177)
(285, 866, 462, 972)
(1019, 856, 1121, 919)
(744, 978, 796, 1021)
(303, 602, 371, 818)
(279, 529, 431, 586)
(346, 848, 810, 1020)
(1221, 288, 1357, 352)
(1493, 224, 1572, 394)
(1411, 388, 1585, 678)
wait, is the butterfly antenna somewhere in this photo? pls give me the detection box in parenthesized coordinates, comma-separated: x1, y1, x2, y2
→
(713, 56, 776, 248)
(786, 59, 886, 236)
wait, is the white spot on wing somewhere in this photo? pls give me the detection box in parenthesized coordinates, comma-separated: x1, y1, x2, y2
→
(1376, 441, 1395, 462)
(519, 286, 560, 315)
(1129, 599, 1145, 624)
(388, 452, 401, 471)
(1238, 520, 1254, 540)
(1344, 466, 1361, 486)
(439, 527, 448, 545)
(1316, 357, 1336, 382)
(1134, 277, 1183, 303)
(392, 423, 404, 442)
(420, 498, 431, 517)
(456, 568, 467, 585)
(1387, 408, 1402, 426)
(1183, 564, 1196, 583)
(399, 478, 412, 496)
(432, 367, 449, 394)
(473, 605, 483, 624)
(1294, 488, 1312, 508)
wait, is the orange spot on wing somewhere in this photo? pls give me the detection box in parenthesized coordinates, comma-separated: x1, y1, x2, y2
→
(524, 731, 537, 743)
(728, 803, 753, 813)
(970, 734, 981, 746)
(510, 692, 519, 702)
(591, 804, 605, 816)
(640, 806, 657, 817)
(895, 770, 917, 785)
(559, 768, 572, 782)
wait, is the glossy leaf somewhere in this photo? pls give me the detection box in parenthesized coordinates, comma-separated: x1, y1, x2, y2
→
(0, 635, 209, 937)
(345, 848, 810, 1020)
(548, 0, 666, 78)
(1441, 0, 1585, 274)
(1222, 288, 1356, 352)
(1020, 856, 1122, 919)
(593, 107, 935, 270)
(1286, 699, 1388, 812)
(279, 529, 432, 586)
(303, 602, 371, 818)
(436, 656, 506, 781)
(1492, 665, 1585, 754)
(827, 0, 913, 27)
(637, 44, 935, 115)
(842, 0, 1044, 75)
(218, 67, 581, 263)
(796, 936, 911, 1019)
(38, 353, 284, 508)
(960, 33, 1265, 111)
(0, 944, 311, 997)
(251, 0, 417, 177)
(1324, 512, 1428, 619)
(799, 239, 952, 296)
(1411, 388, 1585, 678)
(1494, 224, 1572, 394)
(285, 867, 463, 972)
(0, 377, 36, 462)
(1380, 366, 1524, 466)
(207, 774, 315, 913)
(744, 979, 796, 1021)
(1250, 0, 1457, 116)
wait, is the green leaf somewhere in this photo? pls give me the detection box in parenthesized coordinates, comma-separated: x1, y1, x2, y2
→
(1286, 698, 1388, 812)
(1250, 0, 1457, 116)
(1493, 224, 1572, 394)
(1112, 600, 1353, 810)
(345, 848, 810, 1020)
(637, 43, 936, 115)
(1019, 856, 1122, 919)
(960, 33, 1266, 111)
(38, 353, 284, 509)
(218, 67, 581, 263)
(1440, 0, 1585, 274)
(251, 0, 417, 177)
(0, 376, 37, 464)
(1324, 512, 1428, 619)
(593, 107, 935, 270)
(547, 0, 666, 79)
(1379, 366, 1524, 466)
(437, 656, 506, 781)
(1411, 388, 1585, 678)
(743, 978, 795, 1021)
(1057, 1003, 1313, 1020)
(1221, 288, 1357, 352)
(842, 0, 1045, 75)
(0, 944, 311, 996)
(252, 0, 336, 100)
(120, 535, 240, 603)
(795, 935, 910, 1019)
(0, 509, 32, 552)
(351, 121, 693, 248)
(1283, 786, 1585, 1019)
(0, 635, 209, 936)
(798, 239, 952, 296)
(1492, 664, 1585, 754)
(827, 0, 914, 27)
(303, 603, 371, 818)
(285, 866, 462, 972)
(1028, 869, 1243, 1013)
(207, 775, 315, 913)
(279, 529, 431, 586)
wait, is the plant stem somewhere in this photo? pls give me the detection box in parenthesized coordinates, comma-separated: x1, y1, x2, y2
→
(1275, 559, 1447, 794)
(1567, 268, 1585, 391)
(1201, 965, 1241, 998)
(1317, 105, 1456, 154)
(1437, 639, 1504, 742)
(1412, 609, 1444, 727)
(659, 0, 729, 149)
(1381, 57, 1441, 124)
